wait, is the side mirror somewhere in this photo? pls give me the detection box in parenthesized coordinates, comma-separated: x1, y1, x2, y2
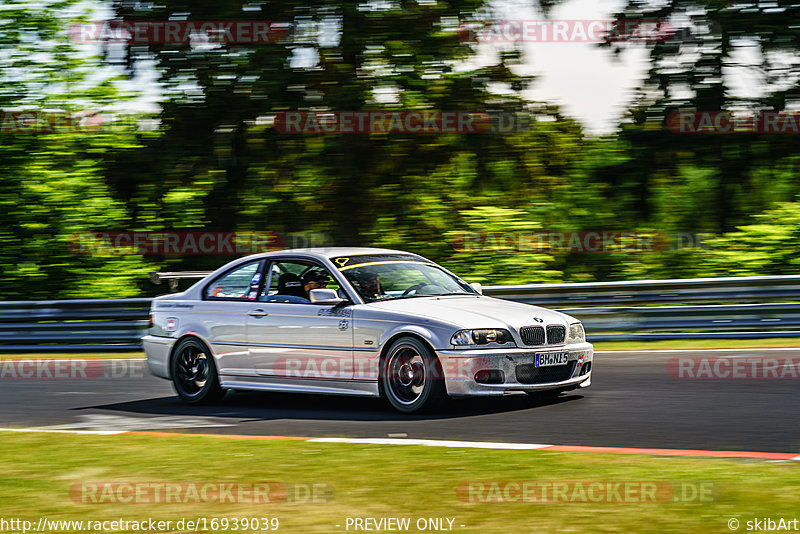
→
(470, 282, 483, 295)
(310, 288, 346, 305)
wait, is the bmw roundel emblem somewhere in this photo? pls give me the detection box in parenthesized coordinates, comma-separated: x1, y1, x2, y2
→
(533, 317, 544, 323)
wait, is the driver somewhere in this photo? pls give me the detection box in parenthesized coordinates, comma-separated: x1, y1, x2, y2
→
(302, 270, 329, 298)
(351, 271, 384, 300)
(361, 273, 383, 298)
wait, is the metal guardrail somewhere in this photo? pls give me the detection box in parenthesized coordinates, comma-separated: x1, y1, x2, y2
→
(1, 275, 799, 351)
(562, 303, 800, 342)
(484, 275, 800, 307)
(483, 276, 800, 341)
(0, 299, 151, 352)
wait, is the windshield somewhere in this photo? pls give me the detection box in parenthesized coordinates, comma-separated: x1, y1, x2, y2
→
(332, 255, 478, 303)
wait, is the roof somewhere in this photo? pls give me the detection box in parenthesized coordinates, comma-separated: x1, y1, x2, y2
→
(229, 247, 426, 265)
(285, 247, 413, 258)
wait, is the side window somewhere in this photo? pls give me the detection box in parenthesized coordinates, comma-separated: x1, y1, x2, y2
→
(205, 261, 263, 300)
(260, 260, 340, 303)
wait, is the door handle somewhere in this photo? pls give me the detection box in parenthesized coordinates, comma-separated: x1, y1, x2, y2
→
(248, 309, 268, 318)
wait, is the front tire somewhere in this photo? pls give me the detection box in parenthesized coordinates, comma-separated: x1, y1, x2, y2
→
(381, 336, 447, 414)
(170, 338, 225, 404)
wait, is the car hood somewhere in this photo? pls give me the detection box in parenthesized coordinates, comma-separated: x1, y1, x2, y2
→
(365, 295, 575, 330)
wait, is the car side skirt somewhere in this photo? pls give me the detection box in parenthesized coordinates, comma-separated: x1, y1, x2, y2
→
(219, 376, 380, 397)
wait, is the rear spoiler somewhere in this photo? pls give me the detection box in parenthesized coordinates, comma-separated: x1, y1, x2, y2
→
(149, 271, 213, 291)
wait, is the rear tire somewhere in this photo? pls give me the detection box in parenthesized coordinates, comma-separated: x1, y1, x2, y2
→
(381, 336, 447, 414)
(170, 338, 225, 404)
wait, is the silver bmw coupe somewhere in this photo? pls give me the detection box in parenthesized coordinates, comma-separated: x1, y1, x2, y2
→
(144, 247, 593, 413)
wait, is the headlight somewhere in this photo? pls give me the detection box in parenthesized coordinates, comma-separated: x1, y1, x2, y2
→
(451, 329, 514, 346)
(567, 323, 585, 343)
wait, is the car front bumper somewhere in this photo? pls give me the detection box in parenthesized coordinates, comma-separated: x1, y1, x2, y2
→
(436, 342, 593, 396)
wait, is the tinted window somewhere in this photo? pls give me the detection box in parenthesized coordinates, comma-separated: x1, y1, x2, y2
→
(261, 260, 340, 303)
(339, 260, 476, 303)
(205, 261, 263, 300)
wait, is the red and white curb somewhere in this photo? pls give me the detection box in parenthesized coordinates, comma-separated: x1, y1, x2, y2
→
(2, 427, 798, 461)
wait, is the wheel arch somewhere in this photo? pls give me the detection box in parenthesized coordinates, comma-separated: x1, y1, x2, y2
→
(168, 334, 226, 404)
(377, 330, 441, 398)
(167, 333, 216, 378)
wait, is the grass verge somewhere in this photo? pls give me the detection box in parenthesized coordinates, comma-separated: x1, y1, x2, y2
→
(0, 432, 797, 533)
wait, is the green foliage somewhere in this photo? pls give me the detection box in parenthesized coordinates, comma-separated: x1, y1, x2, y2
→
(441, 206, 560, 285)
(3, 0, 800, 298)
(698, 200, 800, 276)
(0, 1, 155, 299)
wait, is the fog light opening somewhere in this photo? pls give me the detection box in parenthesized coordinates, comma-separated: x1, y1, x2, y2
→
(474, 369, 504, 384)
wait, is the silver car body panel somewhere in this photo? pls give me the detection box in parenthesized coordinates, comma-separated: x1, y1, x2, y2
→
(145, 247, 593, 398)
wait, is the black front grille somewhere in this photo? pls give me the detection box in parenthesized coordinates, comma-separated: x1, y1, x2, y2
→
(516, 361, 576, 384)
(546, 325, 566, 344)
(519, 326, 545, 346)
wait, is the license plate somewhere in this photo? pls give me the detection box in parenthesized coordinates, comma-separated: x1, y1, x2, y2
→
(536, 352, 569, 367)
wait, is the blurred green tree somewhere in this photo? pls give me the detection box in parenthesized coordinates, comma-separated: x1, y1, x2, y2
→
(699, 199, 800, 276)
(601, 1, 800, 234)
(107, 0, 580, 274)
(0, 1, 157, 298)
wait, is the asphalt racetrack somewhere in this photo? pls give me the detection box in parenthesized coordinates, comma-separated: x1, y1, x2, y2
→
(1, 349, 798, 453)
